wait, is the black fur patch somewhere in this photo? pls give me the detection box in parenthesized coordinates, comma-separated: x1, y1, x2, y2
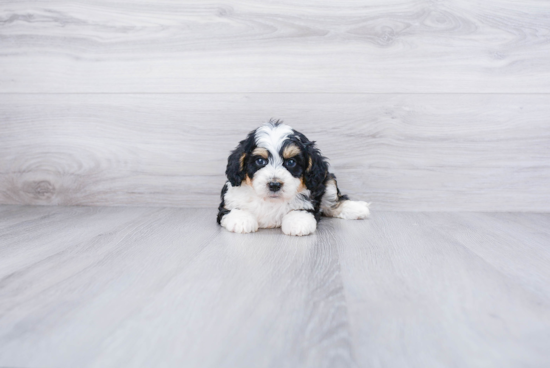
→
(216, 182, 230, 224)
(225, 130, 257, 186)
(328, 173, 349, 202)
(245, 152, 269, 180)
(278, 139, 307, 179)
(291, 129, 330, 218)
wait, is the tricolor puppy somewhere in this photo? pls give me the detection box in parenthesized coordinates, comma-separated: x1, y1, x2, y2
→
(217, 120, 370, 236)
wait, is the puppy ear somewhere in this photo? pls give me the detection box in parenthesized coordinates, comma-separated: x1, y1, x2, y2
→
(303, 141, 329, 193)
(225, 131, 256, 186)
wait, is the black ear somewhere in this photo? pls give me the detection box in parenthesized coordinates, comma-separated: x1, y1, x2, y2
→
(225, 130, 256, 186)
(304, 141, 329, 194)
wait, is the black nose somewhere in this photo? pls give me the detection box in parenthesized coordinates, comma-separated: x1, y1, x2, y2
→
(268, 182, 282, 192)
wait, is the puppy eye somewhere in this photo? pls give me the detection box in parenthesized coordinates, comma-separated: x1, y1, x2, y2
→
(285, 159, 296, 168)
(255, 157, 267, 166)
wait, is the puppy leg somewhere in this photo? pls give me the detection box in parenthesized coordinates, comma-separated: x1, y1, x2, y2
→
(334, 200, 370, 220)
(321, 174, 370, 220)
(221, 209, 259, 234)
(281, 210, 317, 236)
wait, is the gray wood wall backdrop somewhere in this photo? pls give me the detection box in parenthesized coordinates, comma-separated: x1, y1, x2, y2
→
(1, 0, 549, 211)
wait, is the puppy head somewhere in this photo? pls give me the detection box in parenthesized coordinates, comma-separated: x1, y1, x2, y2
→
(225, 120, 328, 201)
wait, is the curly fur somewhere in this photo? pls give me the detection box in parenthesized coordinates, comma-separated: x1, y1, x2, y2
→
(217, 120, 369, 236)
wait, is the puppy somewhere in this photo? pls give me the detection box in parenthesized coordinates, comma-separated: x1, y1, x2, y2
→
(217, 120, 370, 236)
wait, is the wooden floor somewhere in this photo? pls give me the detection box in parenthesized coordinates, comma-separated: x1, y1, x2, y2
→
(0, 206, 549, 367)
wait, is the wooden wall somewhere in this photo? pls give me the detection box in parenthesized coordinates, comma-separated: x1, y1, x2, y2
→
(1, 0, 549, 211)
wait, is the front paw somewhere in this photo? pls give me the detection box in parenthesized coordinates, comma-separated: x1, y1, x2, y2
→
(281, 211, 317, 236)
(337, 200, 370, 220)
(221, 209, 259, 234)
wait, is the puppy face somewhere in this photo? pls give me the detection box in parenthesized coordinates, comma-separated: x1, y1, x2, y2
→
(226, 121, 326, 202)
(245, 143, 306, 201)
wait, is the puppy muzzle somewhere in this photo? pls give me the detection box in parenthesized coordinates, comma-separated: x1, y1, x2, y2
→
(268, 181, 283, 192)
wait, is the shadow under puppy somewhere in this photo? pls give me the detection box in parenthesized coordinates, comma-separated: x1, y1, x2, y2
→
(217, 120, 370, 236)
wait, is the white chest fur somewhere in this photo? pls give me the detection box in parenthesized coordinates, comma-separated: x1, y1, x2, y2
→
(223, 182, 313, 228)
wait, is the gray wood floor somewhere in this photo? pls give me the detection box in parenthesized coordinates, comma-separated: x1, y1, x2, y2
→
(1, 205, 549, 368)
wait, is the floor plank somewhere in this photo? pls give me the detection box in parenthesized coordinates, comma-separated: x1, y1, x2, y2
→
(1, 94, 549, 211)
(332, 212, 550, 368)
(0, 206, 355, 368)
(1, 0, 550, 93)
(0, 206, 549, 367)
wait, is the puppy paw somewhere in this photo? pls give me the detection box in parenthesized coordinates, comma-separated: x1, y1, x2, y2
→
(281, 211, 317, 236)
(337, 201, 370, 220)
(221, 209, 259, 234)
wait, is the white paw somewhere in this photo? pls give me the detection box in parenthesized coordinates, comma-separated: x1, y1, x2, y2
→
(221, 209, 259, 234)
(337, 201, 370, 220)
(281, 211, 317, 236)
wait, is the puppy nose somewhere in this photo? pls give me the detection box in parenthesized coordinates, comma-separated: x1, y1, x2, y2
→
(268, 182, 282, 192)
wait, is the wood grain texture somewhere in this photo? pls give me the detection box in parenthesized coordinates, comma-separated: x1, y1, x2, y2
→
(1, 0, 550, 93)
(1, 205, 549, 367)
(0, 206, 355, 368)
(332, 211, 550, 368)
(1, 93, 549, 211)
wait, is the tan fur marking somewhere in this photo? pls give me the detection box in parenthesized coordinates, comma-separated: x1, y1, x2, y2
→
(245, 175, 253, 186)
(252, 148, 268, 158)
(239, 153, 246, 171)
(307, 157, 313, 171)
(283, 144, 301, 159)
(298, 176, 306, 192)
